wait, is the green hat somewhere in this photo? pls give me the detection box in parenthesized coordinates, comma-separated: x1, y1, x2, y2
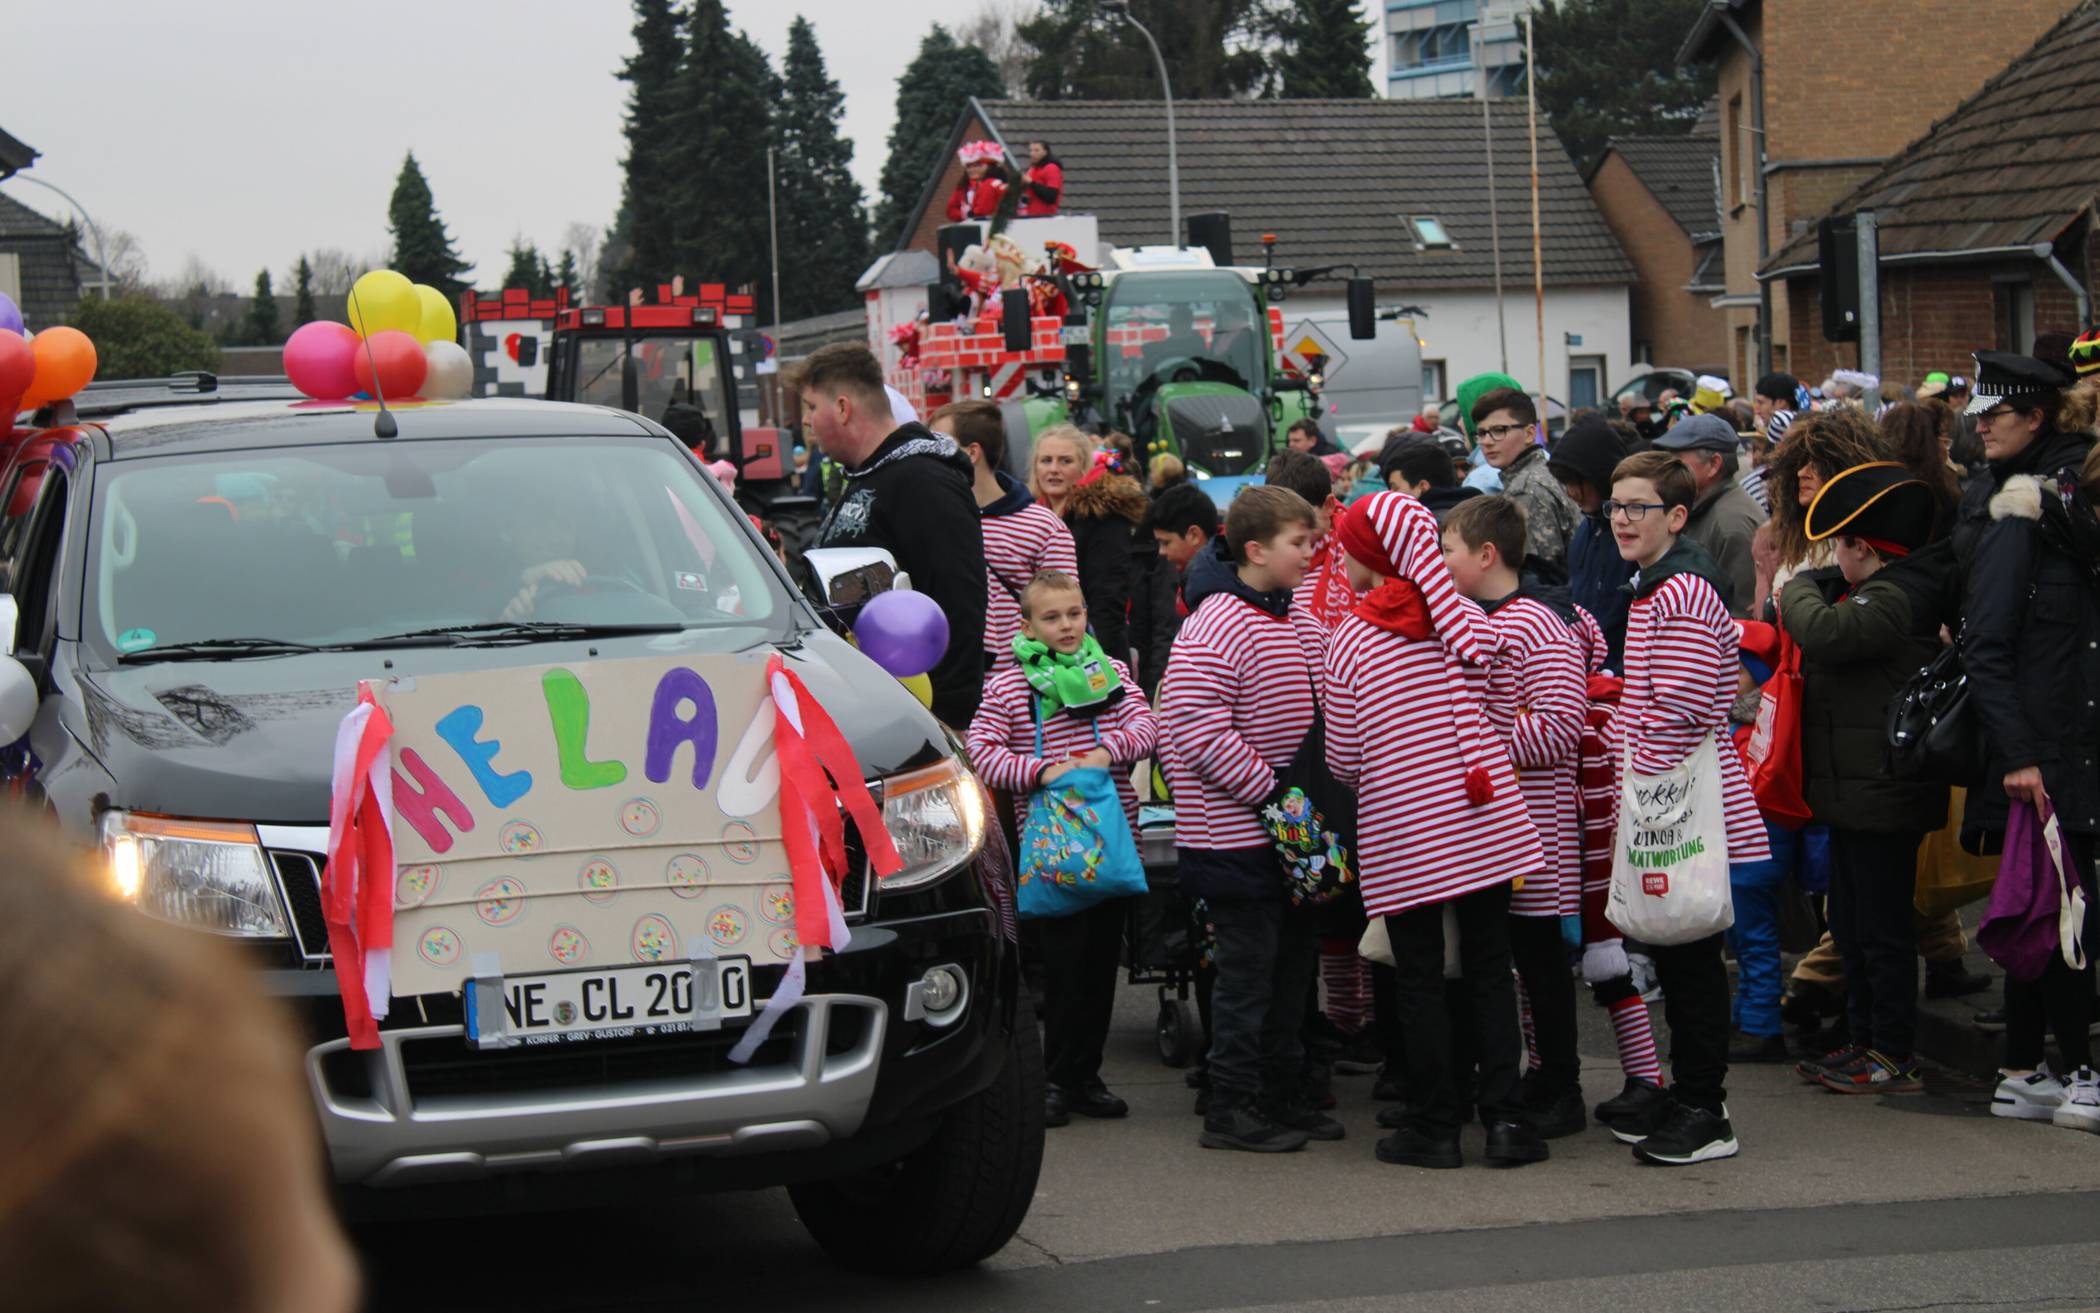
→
(1454, 371, 1524, 437)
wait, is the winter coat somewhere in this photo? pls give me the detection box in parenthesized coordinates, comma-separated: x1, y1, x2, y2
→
(1680, 475, 1767, 617)
(1476, 592, 1587, 917)
(966, 657, 1157, 831)
(979, 472, 1078, 666)
(1059, 474, 1148, 667)
(1159, 538, 1317, 889)
(1125, 536, 1181, 696)
(1499, 443, 1582, 568)
(1016, 159, 1063, 217)
(1615, 538, 1771, 864)
(945, 174, 1006, 222)
(1777, 561, 1949, 834)
(1953, 428, 2100, 836)
(818, 424, 987, 726)
(1546, 416, 1635, 666)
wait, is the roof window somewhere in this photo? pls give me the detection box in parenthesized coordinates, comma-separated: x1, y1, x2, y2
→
(1408, 216, 1456, 250)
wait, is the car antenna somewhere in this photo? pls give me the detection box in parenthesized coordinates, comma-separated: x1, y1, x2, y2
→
(347, 286, 399, 439)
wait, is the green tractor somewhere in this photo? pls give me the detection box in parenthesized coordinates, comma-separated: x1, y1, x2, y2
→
(998, 248, 1375, 483)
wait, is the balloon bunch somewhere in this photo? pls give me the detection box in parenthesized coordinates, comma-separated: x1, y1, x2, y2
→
(0, 291, 99, 421)
(282, 270, 472, 403)
(852, 590, 950, 710)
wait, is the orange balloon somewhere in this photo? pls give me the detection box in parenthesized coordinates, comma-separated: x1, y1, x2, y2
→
(20, 327, 97, 408)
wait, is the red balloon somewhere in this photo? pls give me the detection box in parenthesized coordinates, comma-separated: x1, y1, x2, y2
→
(0, 332, 31, 420)
(351, 330, 428, 401)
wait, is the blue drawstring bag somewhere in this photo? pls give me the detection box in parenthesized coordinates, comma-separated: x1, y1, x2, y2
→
(1015, 712, 1146, 919)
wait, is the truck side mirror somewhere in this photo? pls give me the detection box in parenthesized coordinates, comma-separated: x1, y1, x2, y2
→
(1001, 289, 1032, 354)
(803, 547, 899, 608)
(1346, 279, 1376, 341)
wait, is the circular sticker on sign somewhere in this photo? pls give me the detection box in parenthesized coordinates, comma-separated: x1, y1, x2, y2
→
(395, 864, 440, 908)
(474, 876, 527, 927)
(418, 925, 462, 967)
(631, 913, 678, 963)
(758, 881, 795, 926)
(117, 628, 157, 653)
(768, 927, 799, 961)
(548, 925, 590, 966)
(666, 852, 711, 899)
(619, 797, 661, 838)
(499, 820, 543, 854)
(578, 857, 620, 904)
(706, 904, 748, 948)
(721, 820, 759, 864)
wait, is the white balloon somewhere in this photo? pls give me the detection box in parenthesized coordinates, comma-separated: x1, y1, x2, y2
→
(422, 339, 474, 400)
(0, 656, 36, 745)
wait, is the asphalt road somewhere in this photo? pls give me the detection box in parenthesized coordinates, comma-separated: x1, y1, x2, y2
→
(356, 982, 2100, 1313)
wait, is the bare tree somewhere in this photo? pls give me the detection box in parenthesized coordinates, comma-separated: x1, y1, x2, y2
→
(304, 248, 371, 295)
(95, 228, 152, 293)
(958, 0, 1036, 97)
(560, 221, 602, 305)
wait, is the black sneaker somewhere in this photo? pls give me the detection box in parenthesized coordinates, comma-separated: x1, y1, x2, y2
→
(1374, 1102, 1410, 1130)
(1045, 1085, 1071, 1129)
(1608, 1088, 1680, 1144)
(1781, 983, 1843, 1027)
(1794, 1043, 1865, 1084)
(1484, 1119, 1550, 1166)
(1199, 1100, 1311, 1153)
(1069, 1080, 1129, 1119)
(1924, 959, 1992, 999)
(1262, 1098, 1346, 1141)
(1371, 1063, 1405, 1103)
(1193, 1087, 1211, 1117)
(1333, 1031, 1385, 1075)
(1631, 1102, 1739, 1166)
(1973, 1007, 2008, 1035)
(1375, 1125, 1461, 1169)
(1594, 1078, 1669, 1128)
(1728, 1030, 1790, 1063)
(1526, 1085, 1587, 1140)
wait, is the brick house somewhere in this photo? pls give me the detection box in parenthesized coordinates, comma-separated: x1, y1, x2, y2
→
(1758, 2, 2099, 387)
(1585, 129, 1728, 371)
(890, 97, 1635, 410)
(1677, 0, 2074, 389)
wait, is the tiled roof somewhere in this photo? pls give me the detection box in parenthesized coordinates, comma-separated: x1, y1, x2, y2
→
(1764, 1, 2100, 275)
(0, 188, 82, 331)
(0, 127, 36, 180)
(0, 189, 66, 240)
(1598, 135, 1721, 241)
(958, 98, 1631, 290)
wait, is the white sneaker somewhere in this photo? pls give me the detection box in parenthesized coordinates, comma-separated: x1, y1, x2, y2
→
(1992, 1065, 2067, 1121)
(2051, 1066, 2100, 1133)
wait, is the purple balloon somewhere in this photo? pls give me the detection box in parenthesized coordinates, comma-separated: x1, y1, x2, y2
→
(0, 293, 21, 337)
(853, 589, 951, 679)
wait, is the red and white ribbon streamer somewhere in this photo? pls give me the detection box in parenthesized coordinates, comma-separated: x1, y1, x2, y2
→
(323, 680, 397, 1051)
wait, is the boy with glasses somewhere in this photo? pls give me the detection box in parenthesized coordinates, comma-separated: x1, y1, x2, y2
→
(1469, 387, 1579, 569)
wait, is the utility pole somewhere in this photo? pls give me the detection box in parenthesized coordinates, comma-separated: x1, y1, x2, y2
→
(1525, 12, 1547, 427)
(10, 174, 111, 298)
(1476, 7, 1508, 373)
(1110, 3, 1180, 246)
(1856, 209, 1881, 380)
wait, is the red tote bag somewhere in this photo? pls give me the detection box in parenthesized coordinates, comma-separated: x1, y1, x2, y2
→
(1742, 626, 1814, 829)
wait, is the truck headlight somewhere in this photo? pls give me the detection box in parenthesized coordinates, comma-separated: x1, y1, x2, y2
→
(877, 758, 987, 892)
(99, 811, 291, 938)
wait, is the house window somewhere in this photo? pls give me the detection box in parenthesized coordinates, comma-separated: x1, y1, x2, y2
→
(1569, 356, 1606, 411)
(1422, 358, 1447, 403)
(1725, 94, 1749, 209)
(1994, 280, 2036, 354)
(1409, 216, 1455, 250)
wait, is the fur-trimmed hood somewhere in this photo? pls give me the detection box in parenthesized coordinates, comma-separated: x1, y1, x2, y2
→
(1064, 472, 1149, 525)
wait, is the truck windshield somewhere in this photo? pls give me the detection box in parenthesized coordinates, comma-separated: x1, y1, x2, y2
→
(85, 437, 788, 661)
(1101, 271, 1266, 402)
(572, 333, 736, 434)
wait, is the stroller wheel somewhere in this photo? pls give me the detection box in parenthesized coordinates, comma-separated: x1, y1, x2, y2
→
(1156, 995, 1201, 1068)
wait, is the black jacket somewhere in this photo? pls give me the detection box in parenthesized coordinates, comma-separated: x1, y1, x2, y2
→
(1954, 427, 2100, 836)
(1126, 539, 1180, 696)
(818, 424, 987, 727)
(1060, 473, 1149, 667)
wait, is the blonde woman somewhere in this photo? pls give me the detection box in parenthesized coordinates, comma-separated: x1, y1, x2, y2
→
(1032, 424, 1147, 662)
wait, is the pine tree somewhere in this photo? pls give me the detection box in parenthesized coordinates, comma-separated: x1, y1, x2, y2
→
(613, 0, 684, 295)
(775, 17, 870, 319)
(556, 249, 580, 300)
(1262, 0, 1375, 98)
(502, 238, 549, 294)
(873, 26, 1006, 249)
(387, 152, 474, 298)
(1019, 0, 1268, 101)
(666, 2, 776, 313)
(1534, 0, 1716, 172)
(243, 268, 282, 345)
(292, 255, 317, 326)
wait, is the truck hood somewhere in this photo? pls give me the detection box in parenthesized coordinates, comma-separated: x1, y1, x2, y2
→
(71, 627, 948, 825)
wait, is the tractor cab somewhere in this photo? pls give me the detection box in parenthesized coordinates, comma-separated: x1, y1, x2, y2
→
(1099, 267, 1271, 475)
(545, 307, 740, 456)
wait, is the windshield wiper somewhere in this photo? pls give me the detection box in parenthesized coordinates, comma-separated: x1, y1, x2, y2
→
(116, 637, 328, 663)
(358, 620, 686, 647)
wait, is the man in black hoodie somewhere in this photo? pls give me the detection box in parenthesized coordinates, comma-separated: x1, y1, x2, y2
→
(800, 343, 987, 726)
(1546, 414, 1636, 669)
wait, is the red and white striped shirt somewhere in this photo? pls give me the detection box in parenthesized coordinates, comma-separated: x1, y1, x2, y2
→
(966, 658, 1156, 828)
(1615, 570, 1770, 862)
(1476, 596, 1586, 918)
(1159, 593, 1317, 850)
(980, 500, 1079, 662)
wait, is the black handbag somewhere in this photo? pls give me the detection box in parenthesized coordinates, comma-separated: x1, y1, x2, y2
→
(1886, 638, 1982, 786)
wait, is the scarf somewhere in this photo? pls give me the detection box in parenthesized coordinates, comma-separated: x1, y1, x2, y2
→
(1014, 632, 1123, 717)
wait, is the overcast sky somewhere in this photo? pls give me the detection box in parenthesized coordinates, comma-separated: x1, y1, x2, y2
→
(4, 0, 1384, 291)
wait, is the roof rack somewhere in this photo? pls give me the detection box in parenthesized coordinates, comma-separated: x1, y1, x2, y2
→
(64, 373, 301, 420)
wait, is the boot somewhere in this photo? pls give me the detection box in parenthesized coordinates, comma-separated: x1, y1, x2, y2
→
(1199, 1097, 1311, 1153)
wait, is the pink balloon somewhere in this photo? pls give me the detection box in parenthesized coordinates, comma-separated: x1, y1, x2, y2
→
(284, 320, 361, 400)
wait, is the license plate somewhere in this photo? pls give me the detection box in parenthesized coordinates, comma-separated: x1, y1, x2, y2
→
(464, 958, 752, 1048)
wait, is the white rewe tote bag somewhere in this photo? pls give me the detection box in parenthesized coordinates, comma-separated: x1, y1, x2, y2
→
(1607, 731, 1734, 945)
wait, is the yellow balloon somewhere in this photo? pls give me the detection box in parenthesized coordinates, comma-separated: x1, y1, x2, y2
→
(413, 284, 457, 345)
(900, 673, 934, 709)
(346, 270, 420, 338)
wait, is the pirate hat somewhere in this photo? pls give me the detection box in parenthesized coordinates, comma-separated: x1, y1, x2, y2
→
(1804, 460, 1935, 552)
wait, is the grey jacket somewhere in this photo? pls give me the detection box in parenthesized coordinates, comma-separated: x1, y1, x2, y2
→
(1682, 475, 1766, 617)
(1501, 443, 1581, 568)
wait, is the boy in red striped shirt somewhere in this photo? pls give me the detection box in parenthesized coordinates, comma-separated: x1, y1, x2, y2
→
(1440, 495, 1590, 1139)
(1603, 452, 1772, 1166)
(1159, 485, 1329, 1153)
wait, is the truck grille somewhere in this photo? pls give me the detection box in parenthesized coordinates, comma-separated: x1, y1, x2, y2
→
(396, 1016, 820, 1101)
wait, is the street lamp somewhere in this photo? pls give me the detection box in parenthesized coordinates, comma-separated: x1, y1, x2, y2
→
(1102, 1, 1180, 247)
(6, 174, 111, 299)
